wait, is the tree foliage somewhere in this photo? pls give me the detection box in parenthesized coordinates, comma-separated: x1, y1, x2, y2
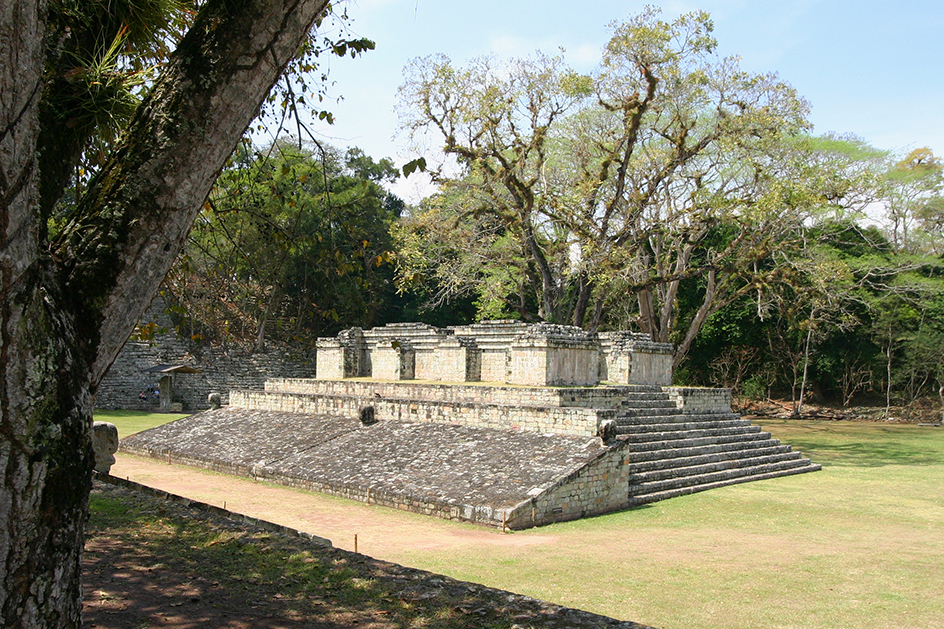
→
(165, 141, 404, 348)
(395, 8, 943, 414)
(397, 8, 816, 365)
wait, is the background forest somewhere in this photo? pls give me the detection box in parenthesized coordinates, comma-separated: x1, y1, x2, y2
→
(147, 10, 943, 419)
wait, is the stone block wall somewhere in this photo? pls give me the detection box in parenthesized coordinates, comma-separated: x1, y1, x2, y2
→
(598, 331, 674, 386)
(264, 379, 662, 410)
(505, 443, 631, 529)
(363, 322, 445, 381)
(317, 322, 676, 387)
(230, 389, 614, 438)
(434, 337, 481, 382)
(96, 300, 314, 411)
(371, 342, 416, 380)
(509, 324, 600, 386)
(316, 328, 366, 379)
(452, 320, 527, 383)
(663, 387, 732, 414)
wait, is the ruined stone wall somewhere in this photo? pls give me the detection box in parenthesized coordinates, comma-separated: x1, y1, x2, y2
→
(598, 331, 674, 386)
(317, 322, 675, 387)
(509, 324, 600, 386)
(96, 301, 315, 411)
(505, 444, 631, 528)
(264, 379, 660, 409)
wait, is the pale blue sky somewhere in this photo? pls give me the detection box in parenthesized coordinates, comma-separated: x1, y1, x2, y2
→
(306, 1, 942, 199)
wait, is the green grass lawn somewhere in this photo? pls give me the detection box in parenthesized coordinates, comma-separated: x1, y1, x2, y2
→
(381, 419, 944, 629)
(93, 413, 944, 629)
(94, 408, 189, 436)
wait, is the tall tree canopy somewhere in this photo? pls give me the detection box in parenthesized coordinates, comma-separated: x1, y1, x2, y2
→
(166, 140, 404, 349)
(0, 0, 354, 625)
(396, 8, 817, 365)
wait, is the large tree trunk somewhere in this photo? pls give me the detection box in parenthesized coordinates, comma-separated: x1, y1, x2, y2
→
(0, 1, 329, 627)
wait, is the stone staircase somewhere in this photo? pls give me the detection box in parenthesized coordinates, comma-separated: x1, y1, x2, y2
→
(613, 388, 820, 506)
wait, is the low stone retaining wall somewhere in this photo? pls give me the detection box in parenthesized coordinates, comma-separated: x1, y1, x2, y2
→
(505, 443, 632, 528)
(231, 389, 614, 438)
(264, 379, 661, 409)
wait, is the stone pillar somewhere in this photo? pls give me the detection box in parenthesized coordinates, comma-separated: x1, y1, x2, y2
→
(509, 324, 600, 386)
(362, 323, 447, 380)
(435, 336, 481, 382)
(452, 320, 529, 383)
(598, 331, 674, 386)
(158, 375, 173, 411)
(316, 328, 366, 379)
(371, 340, 415, 380)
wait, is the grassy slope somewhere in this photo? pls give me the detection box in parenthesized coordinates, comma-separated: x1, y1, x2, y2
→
(94, 411, 944, 629)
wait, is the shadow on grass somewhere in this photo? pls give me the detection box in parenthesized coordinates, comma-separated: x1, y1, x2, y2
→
(85, 486, 647, 629)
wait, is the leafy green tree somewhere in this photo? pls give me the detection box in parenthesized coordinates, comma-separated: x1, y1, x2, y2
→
(168, 141, 403, 348)
(397, 8, 814, 363)
(393, 182, 544, 321)
(398, 51, 592, 324)
(883, 148, 944, 253)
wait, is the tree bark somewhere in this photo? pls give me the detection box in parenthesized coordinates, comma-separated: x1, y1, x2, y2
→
(795, 322, 815, 417)
(1, 1, 329, 626)
(674, 268, 717, 369)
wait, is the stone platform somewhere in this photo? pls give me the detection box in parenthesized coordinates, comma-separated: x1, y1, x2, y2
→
(119, 406, 622, 528)
(120, 379, 820, 529)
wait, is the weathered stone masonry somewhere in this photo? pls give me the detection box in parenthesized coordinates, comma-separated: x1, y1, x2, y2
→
(96, 300, 315, 411)
(120, 321, 820, 529)
(315, 321, 677, 387)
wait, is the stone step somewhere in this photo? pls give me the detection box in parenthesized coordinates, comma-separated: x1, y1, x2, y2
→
(631, 444, 794, 472)
(623, 431, 774, 452)
(616, 411, 742, 424)
(617, 419, 754, 436)
(626, 462, 823, 506)
(616, 406, 694, 417)
(612, 399, 678, 410)
(628, 458, 819, 497)
(628, 437, 783, 461)
(630, 451, 804, 484)
(614, 391, 674, 401)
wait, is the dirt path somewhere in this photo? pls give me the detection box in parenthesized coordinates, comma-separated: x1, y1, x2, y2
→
(110, 453, 558, 556)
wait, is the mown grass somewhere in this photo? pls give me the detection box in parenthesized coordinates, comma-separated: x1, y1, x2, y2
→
(94, 412, 944, 629)
(382, 420, 944, 629)
(94, 408, 188, 436)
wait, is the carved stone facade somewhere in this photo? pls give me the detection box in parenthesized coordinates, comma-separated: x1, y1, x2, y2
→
(119, 318, 820, 531)
(315, 321, 674, 387)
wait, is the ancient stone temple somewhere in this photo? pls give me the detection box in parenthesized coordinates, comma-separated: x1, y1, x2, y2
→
(121, 322, 820, 529)
(315, 321, 675, 387)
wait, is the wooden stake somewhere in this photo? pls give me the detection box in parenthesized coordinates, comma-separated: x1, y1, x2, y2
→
(354, 534, 358, 554)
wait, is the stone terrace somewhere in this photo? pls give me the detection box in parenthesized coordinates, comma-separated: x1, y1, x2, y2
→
(119, 321, 818, 528)
(119, 407, 621, 528)
(120, 378, 820, 529)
